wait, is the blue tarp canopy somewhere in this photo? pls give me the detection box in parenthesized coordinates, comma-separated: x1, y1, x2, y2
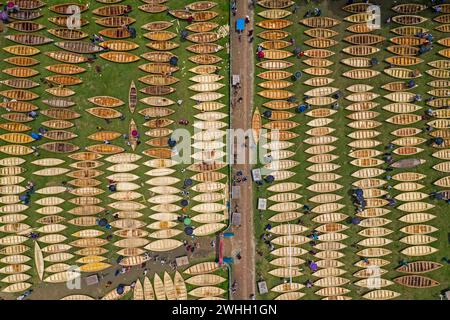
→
(236, 18, 245, 31)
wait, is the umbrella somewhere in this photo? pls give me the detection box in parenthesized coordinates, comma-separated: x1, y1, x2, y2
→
(263, 110, 272, 118)
(184, 217, 191, 225)
(309, 262, 318, 272)
(31, 132, 41, 140)
(435, 137, 444, 145)
(265, 175, 274, 183)
(184, 226, 193, 235)
(168, 138, 176, 147)
(293, 71, 302, 80)
(180, 199, 189, 207)
(296, 105, 307, 113)
(116, 284, 125, 295)
(184, 178, 193, 186)
(170, 56, 179, 66)
(351, 217, 361, 225)
(355, 189, 364, 197)
(131, 130, 138, 137)
(98, 218, 108, 227)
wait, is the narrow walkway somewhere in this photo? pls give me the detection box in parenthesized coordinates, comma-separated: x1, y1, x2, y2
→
(229, 0, 256, 300)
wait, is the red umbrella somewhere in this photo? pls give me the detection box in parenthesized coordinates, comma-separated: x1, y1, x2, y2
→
(131, 130, 138, 137)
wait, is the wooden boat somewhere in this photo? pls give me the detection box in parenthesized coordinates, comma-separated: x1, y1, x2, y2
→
(434, 14, 450, 24)
(343, 2, 372, 13)
(47, 28, 88, 40)
(185, 22, 219, 33)
(55, 41, 103, 54)
(392, 3, 427, 14)
(6, 34, 53, 46)
(45, 51, 88, 64)
(139, 3, 168, 13)
(301, 17, 340, 28)
(92, 5, 128, 16)
(3, 45, 40, 56)
(96, 16, 136, 28)
(392, 15, 427, 25)
(88, 96, 124, 108)
(363, 290, 400, 300)
(394, 275, 439, 288)
(342, 45, 379, 56)
(344, 34, 385, 45)
(100, 52, 139, 63)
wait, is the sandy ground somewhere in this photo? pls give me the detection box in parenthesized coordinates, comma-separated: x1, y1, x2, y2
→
(229, 0, 256, 300)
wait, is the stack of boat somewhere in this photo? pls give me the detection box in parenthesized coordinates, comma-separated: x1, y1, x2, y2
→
(106, 152, 148, 267)
(184, 261, 225, 299)
(341, 2, 398, 300)
(137, 1, 184, 254)
(255, 0, 306, 300)
(382, 2, 447, 292)
(94, 2, 140, 64)
(300, 13, 353, 300)
(0, 156, 31, 293)
(385, 3, 442, 294)
(134, 271, 187, 300)
(431, 6, 450, 194)
(170, 1, 228, 237)
(0, 0, 46, 293)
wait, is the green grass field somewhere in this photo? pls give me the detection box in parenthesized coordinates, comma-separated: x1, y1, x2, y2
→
(0, 0, 230, 298)
(253, 0, 449, 300)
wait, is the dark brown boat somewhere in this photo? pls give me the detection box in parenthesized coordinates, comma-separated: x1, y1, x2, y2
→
(9, 10, 42, 20)
(394, 275, 440, 288)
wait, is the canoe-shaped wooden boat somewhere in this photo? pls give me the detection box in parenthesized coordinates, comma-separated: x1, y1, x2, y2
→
(186, 43, 223, 55)
(301, 16, 340, 28)
(92, 5, 128, 16)
(189, 54, 222, 65)
(8, 21, 45, 32)
(392, 3, 427, 14)
(3, 67, 39, 78)
(47, 28, 88, 40)
(100, 52, 140, 63)
(343, 69, 379, 79)
(41, 108, 80, 120)
(6, 34, 53, 46)
(391, 14, 427, 25)
(55, 41, 103, 54)
(0, 79, 39, 89)
(435, 24, 450, 32)
(384, 67, 421, 79)
(49, 3, 88, 14)
(394, 275, 439, 288)
(185, 22, 219, 33)
(344, 34, 385, 45)
(186, 32, 220, 44)
(391, 36, 427, 48)
(4, 56, 39, 67)
(342, 45, 379, 56)
(362, 290, 400, 300)
(141, 52, 176, 63)
(86, 107, 122, 119)
(139, 75, 179, 86)
(343, 2, 372, 13)
(48, 15, 89, 27)
(96, 16, 136, 27)
(434, 14, 450, 23)
(3, 45, 40, 56)
(88, 96, 124, 108)
(45, 51, 88, 64)
(139, 3, 168, 13)
(346, 23, 380, 33)
(98, 28, 131, 39)
(46, 64, 85, 75)
(396, 261, 442, 274)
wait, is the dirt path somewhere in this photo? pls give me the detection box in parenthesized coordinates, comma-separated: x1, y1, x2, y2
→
(229, 0, 256, 300)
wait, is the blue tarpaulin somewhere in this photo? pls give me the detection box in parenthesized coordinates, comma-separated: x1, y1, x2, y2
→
(236, 18, 245, 31)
